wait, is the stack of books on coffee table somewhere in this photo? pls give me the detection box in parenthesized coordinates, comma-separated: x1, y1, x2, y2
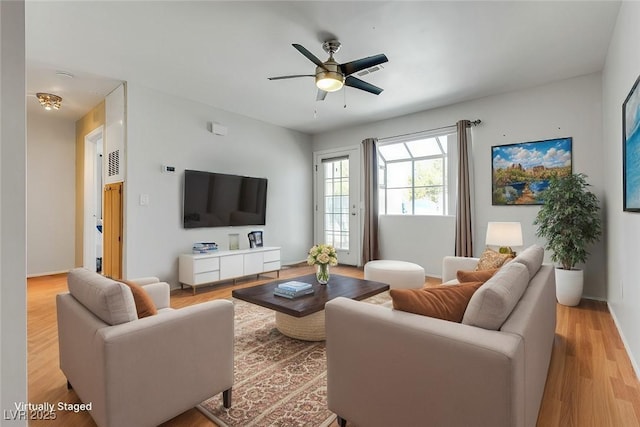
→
(274, 281, 314, 299)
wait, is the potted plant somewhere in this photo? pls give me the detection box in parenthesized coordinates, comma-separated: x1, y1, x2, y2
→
(533, 173, 602, 306)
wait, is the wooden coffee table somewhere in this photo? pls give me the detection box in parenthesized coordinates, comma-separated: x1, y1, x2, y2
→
(232, 273, 390, 341)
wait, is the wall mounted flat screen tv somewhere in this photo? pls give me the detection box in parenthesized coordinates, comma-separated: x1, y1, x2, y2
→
(183, 169, 267, 228)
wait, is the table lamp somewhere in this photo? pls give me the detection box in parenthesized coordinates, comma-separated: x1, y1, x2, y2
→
(486, 222, 523, 256)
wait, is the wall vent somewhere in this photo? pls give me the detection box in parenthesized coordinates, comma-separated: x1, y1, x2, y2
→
(108, 150, 120, 177)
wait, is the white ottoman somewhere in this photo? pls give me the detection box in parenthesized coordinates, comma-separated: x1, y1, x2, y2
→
(364, 260, 425, 289)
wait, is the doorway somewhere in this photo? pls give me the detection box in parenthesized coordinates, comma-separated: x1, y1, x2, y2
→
(83, 126, 104, 272)
(314, 147, 361, 266)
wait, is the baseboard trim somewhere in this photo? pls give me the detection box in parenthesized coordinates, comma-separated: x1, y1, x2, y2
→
(281, 259, 308, 268)
(607, 302, 640, 380)
(27, 269, 70, 278)
(582, 295, 607, 302)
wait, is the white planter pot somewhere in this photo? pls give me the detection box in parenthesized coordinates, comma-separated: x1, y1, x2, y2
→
(555, 268, 583, 306)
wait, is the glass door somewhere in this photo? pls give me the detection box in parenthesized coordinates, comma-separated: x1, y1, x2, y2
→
(315, 148, 360, 266)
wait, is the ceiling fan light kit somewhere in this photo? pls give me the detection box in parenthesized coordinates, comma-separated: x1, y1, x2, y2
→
(315, 65, 344, 92)
(269, 39, 388, 100)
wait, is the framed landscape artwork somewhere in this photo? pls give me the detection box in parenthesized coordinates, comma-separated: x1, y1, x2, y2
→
(623, 74, 640, 212)
(492, 137, 572, 205)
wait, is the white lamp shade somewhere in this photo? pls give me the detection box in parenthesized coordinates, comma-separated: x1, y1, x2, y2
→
(486, 222, 523, 247)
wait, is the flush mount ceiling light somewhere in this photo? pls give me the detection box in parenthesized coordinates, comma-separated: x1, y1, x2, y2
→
(36, 93, 62, 111)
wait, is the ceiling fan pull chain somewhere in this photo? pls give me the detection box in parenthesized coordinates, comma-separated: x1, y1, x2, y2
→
(314, 107, 318, 119)
(344, 88, 347, 109)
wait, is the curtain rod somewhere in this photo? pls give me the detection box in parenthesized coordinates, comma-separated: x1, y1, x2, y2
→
(378, 119, 482, 142)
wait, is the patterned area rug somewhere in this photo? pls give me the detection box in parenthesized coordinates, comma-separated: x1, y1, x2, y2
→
(198, 292, 390, 427)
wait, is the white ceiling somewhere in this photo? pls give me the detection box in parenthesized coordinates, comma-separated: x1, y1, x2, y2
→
(25, 1, 621, 134)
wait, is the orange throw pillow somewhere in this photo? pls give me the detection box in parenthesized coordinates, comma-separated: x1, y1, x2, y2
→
(475, 248, 513, 271)
(120, 280, 158, 318)
(390, 282, 483, 322)
(456, 268, 499, 283)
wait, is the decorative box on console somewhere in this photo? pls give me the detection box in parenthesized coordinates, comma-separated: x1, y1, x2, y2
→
(192, 242, 218, 254)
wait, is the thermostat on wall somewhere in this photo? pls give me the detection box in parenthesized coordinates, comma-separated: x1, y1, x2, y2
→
(162, 165, 176, 173)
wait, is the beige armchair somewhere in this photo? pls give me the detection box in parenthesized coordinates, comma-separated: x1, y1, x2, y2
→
(57, 268, 234, 427)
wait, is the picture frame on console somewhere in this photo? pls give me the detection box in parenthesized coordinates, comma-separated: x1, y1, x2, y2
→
(623, 74, 640, 212)
(248, 231, 263, 248)
(491, 137, 572, 206)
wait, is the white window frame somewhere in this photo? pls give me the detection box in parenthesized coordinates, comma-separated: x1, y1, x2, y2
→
(378, 129, 457, 216)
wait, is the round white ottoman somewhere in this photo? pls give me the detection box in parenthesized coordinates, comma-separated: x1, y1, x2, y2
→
(364, 260, 425, 289)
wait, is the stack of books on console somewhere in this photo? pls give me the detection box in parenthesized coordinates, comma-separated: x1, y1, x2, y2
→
(274, 281, 314, 299)
(192, 242, 218, 254)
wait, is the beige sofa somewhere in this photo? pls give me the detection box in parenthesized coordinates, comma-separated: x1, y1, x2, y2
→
(326, 245, 555, 427)
(57, 268, 234, 427)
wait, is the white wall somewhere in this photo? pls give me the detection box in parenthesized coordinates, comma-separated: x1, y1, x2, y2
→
(0, 0, 27, 422)
(379, 215, 455, 276)
(124, 84, 313, 286)
(313, 73, 606, 294)
(602, 1, 640, 375)
(26, 112, 76, 276)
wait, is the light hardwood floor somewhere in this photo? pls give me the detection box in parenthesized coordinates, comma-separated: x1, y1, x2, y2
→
(27, 265, 640, 426)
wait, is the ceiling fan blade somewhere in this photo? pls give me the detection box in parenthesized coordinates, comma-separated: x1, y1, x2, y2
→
(268, 74, 314, 80)
(341, 54, 388, 76)
(345, 76, 384, 95)
(316, 89, 328, 101)
(292, 44, 327, 70)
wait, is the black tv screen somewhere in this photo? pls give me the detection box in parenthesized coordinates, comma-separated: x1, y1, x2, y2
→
(183, 170, 267, 228)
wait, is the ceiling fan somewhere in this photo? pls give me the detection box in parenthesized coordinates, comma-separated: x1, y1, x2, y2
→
(268, 40, 389, 101)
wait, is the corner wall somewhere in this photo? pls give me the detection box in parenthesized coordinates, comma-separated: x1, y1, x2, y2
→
(27, 113, 75, 276)
(124, 84, 313, 286)
(602, 1, 640, 375)
(313, 73, 606, 295)
(0, 0, 27, 421)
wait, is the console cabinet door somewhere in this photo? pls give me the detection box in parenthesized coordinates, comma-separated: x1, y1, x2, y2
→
(220, 254, 244, 280)
(244, 252, 264, 275)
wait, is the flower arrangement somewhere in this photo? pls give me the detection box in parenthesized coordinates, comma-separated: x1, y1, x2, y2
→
(307, 244, 338, 267)
(307, 244, 338, 284)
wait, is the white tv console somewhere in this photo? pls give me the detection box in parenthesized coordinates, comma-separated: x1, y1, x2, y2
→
(178, 246, 281, 294)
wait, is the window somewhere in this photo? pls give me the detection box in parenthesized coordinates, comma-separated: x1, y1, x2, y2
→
(378, 130, 456, 216)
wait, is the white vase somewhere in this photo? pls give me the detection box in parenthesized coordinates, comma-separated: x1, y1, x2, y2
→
(555, 268, 583, 306)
